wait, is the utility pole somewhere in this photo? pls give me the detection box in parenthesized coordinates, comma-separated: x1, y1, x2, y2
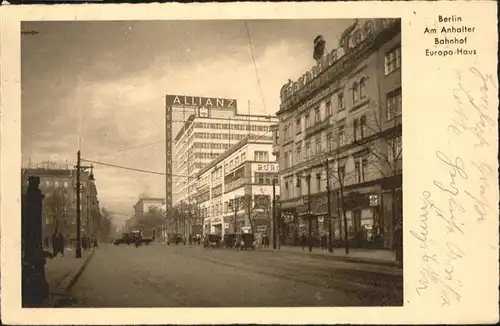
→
(272, 178, 277, 249)
(75, 150, 95, 259)
(298, 173, 313, 252)
(306, 174, 312, 252)
(325, 159, 333, 253)
(75, 150, 82, 258)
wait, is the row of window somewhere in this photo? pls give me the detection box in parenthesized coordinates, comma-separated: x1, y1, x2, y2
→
(193, 142, 232, 150)
(194, 133, 250, 141)
(194, 122, 271, 133)
(31, 179, 93, 189)
(195, 153, 220, 160)
(282, 88, 401, 170)
(200, 195, 272, 218)
(283, 78, 368, 141)
(280, 136, 402, 200)
(203, 150, 269, 186)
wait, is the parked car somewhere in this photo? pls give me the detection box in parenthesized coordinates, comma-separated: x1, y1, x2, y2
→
(236, 233, 255, 251)
(113, 232, 135, 245)
(203, 234, 222, 248)
(167, 233, 185, 245)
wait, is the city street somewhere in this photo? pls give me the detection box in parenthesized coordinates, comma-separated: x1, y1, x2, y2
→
(67, 243, 403, 307)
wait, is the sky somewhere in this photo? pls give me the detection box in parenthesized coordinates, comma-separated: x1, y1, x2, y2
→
(21, 19, 354, 229)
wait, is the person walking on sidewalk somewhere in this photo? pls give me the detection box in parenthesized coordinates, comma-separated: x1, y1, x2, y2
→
(301, 233, 307, 251)
(394, 219, 403, 268)
(57, 232, 65, 257)
(51, 233, 58, 258)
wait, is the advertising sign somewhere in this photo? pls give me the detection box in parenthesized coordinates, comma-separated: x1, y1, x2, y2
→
(165, 95, 237, 110)
(253, 163, 279, 172)
(164, 94, 238, 220)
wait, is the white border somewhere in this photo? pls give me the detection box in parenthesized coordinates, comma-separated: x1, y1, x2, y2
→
(1, 1, 499, 325)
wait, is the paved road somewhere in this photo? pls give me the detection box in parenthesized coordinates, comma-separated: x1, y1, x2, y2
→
(68, 243, 403, 307)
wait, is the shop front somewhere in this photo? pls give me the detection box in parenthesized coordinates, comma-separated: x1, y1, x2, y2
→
(278, 198, 303, 245)
(252, 212, 270, 245)
(338, 187, 386, 249)
(203, 219, 211, 237)
(211, 216, 223, 235)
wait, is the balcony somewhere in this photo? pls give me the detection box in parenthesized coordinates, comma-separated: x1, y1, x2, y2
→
(224, 178, 246, 193)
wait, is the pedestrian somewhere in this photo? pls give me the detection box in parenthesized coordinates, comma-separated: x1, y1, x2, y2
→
(57, 232, 64, 256)
(394, 219, 403, 267)
(51, 233, 57, 257)
(301, 233, 307, 251)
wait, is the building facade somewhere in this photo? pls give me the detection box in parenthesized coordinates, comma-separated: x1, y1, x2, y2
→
(133, 197, 165, 216)
(195, 137, 280, 241)
(21, 161, 100, 246)
(275, 18, 401, 249)
(172, 105, 279, 207)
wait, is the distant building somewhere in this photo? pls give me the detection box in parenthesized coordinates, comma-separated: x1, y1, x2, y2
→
(133, 197, 165, 216)
(171, 103, 279, 207)
(196, 137, 280, 239)
(275, 18, 401, 249)
(21, 161, 100, 246)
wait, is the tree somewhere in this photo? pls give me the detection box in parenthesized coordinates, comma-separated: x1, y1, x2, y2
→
(99, 208, 115, 241)
(318, 99, 401, 252)
(44, 188, 68, 236)
(354, 99, 402, 249)
(239, 193, 270, 236)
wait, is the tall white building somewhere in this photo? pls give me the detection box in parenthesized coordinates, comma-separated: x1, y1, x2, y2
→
(172, 106, 278, 206)
(195, 137, 280, 239)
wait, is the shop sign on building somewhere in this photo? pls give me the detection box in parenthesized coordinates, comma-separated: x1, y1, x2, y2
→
(253, 163, 279, 172)
(166, 95, 237, 109)
(224, 223, 229, 229)
(369, 195, 379, 206)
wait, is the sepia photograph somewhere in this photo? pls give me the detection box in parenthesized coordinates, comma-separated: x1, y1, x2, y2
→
(1, 1, 498, 324)
(19, 18, 403, 308)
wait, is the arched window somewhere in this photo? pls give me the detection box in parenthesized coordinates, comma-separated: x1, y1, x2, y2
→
(359, 77, 367, 99)
(352, 82, 359, 102)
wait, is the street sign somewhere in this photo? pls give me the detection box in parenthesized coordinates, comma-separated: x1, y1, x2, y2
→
(369, 195, 379, 206)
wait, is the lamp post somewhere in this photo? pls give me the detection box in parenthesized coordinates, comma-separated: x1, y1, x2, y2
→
(228, 197, 239, 234)
(75, 150, 94, 259)
(324, 159, 334, 253)
(296, 173, 313, 252)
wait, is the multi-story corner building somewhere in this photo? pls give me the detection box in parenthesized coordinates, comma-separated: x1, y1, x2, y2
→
(172, 104, 279, 207)
(21, 161, 100, 246)
(195, 137, 280, 240)
(275, 18, 401, 250)
(133, 197, 165, 216)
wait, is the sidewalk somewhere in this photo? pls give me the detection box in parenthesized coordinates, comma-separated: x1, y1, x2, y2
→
(44, 247, 94, 306)
(260, 245, 398, 267)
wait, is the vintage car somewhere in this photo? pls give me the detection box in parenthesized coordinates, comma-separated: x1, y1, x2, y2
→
(113, 232, 135, 245)
(203, 234, 222, 248)
(235, 233, 256, 251)
(167, 233, 186, 245)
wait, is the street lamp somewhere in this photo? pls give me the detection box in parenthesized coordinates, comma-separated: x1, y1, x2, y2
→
(75, 150, 95, 259)
(296, 172, 313, 252)
(228, 197, 239, 234)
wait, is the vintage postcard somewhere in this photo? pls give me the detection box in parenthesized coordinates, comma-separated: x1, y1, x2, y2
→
(0, 1, 498, 324)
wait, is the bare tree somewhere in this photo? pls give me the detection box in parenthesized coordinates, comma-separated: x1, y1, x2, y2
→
(239, 193, 270, 237)
(44, 188, 67, 236)
(354, 99, 402, 248)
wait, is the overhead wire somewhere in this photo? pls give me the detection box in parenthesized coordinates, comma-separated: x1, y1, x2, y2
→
(244, 20, 267, 115)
